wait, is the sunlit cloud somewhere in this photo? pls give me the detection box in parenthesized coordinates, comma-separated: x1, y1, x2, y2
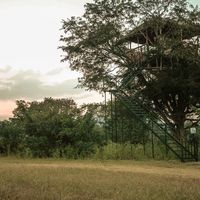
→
(45, 67, 65, 75)
(0, 66, 12, 73)
(0, 69, 84, 100)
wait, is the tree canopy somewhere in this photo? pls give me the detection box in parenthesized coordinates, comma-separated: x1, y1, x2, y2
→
(1, 98, 104, 157)
(60, 0, 200, 139)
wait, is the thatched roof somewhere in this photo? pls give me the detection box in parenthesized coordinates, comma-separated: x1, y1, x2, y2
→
(119, 18, 200, 45)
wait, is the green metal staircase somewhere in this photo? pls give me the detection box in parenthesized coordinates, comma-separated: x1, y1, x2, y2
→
(112, 88, 198, 162)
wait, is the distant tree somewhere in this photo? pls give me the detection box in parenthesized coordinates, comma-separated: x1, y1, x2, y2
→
(12, 98, 104, 157)
(60, 0, 200, 140)
(12, 98, 79, 157)
(0, 120, 24, 155)
(104, 100, 149, 144)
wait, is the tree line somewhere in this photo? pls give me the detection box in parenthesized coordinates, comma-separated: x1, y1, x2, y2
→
(0, 97, 199, 159)
(0, 97, 154, 158)
(0, 98, 105, 157)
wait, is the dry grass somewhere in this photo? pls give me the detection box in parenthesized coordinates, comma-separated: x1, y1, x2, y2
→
(0, 158, 200, 200)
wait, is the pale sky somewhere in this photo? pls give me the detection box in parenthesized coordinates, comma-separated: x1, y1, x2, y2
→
(0, 0, 199, 119)
(0, 0, 102, 119)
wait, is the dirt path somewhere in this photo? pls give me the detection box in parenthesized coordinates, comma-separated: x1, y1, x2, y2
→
(4, 161, 200, 179)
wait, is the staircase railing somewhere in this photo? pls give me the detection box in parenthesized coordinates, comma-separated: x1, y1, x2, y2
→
(111, 87, 198, 162)
(105, 57, 198, 161)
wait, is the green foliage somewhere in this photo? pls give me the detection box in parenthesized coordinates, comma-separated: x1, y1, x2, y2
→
(0, 98, 105, 158)
(104, 100, 149, 144)
(12, 98, 79, 157)
(93, 141, 177, 161)
(0, 121, 24, 155)
(0, 96, 186, 160)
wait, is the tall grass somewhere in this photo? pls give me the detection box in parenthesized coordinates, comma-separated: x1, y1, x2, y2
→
(10, 140, 199, 161)
(0, 158, 200, 200)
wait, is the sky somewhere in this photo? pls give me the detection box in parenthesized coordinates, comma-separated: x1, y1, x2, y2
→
(0, 0, 102, 119)
(0, 0, 199, 119)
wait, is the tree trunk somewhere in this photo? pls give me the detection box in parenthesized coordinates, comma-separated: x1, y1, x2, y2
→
(175, 120, 185, 143)
(7, 144, 10, 156)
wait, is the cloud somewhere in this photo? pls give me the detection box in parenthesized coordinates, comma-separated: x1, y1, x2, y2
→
(0, 69, 85, 100)
(0, 67, 103, 119)
(0, 66, 12, 73)
(45, 67, 65, 75)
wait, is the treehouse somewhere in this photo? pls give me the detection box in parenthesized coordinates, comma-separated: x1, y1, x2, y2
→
(120, 18, 200, 45)
(120, 18, 200, 72)
(108, 17, 200, 162)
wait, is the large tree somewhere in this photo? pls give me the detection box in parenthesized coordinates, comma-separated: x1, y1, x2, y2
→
(12, 98, 80, 156)
(12, 98, 104, 157)
(60, 0, 200, 140)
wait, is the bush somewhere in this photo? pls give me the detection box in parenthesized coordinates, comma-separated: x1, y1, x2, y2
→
(93, 141, 178, 161)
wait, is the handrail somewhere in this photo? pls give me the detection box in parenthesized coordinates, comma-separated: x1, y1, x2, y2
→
(114, 91, 197, 161)
(104, 56, 198, 161)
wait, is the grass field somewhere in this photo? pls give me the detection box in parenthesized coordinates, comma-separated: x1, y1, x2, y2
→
(0, 158, 200, 200)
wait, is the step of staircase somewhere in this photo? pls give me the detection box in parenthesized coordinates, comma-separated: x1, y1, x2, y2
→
(113, 90, 198, 162)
